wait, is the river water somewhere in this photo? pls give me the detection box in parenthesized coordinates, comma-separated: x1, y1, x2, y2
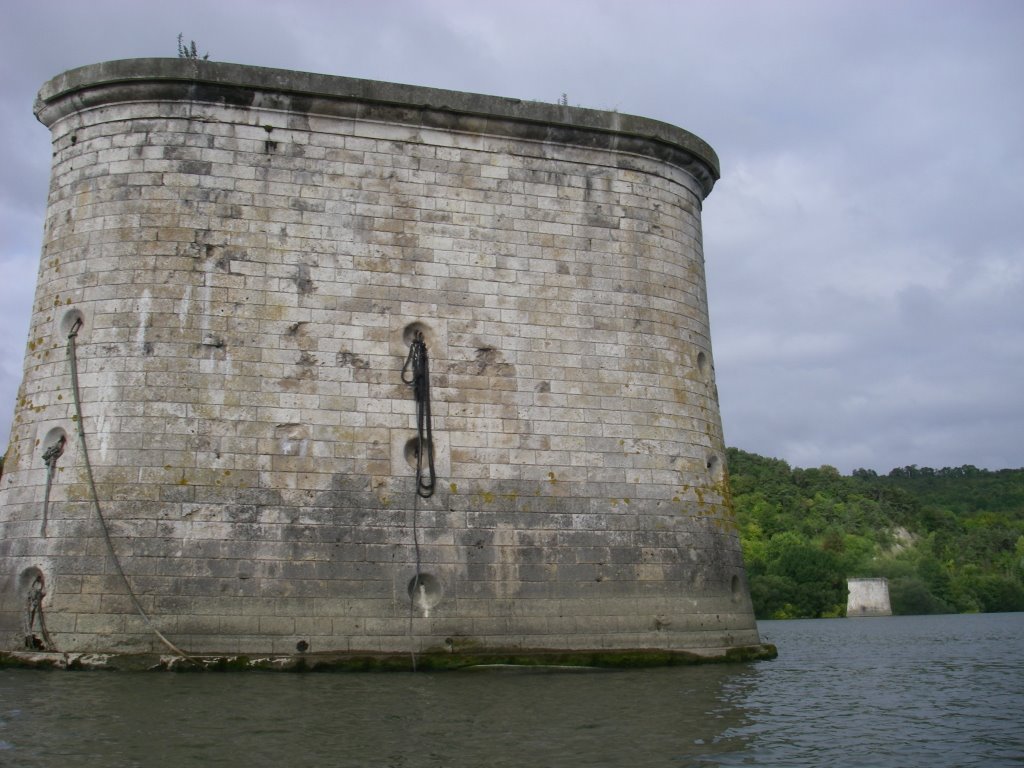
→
(1, 613, 1021, 767)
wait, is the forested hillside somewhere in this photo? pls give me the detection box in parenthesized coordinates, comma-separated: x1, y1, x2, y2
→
(727, 448, 1024, 618)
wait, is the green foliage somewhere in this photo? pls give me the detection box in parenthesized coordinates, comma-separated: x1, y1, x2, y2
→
(177, 33, 210, 61)
(728, 448, 1024, 618)
(887, 577, 953, 615)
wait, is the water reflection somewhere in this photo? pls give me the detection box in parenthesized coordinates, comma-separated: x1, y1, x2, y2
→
(3, 614, 1022, 767)
(1, 664, 756, 768)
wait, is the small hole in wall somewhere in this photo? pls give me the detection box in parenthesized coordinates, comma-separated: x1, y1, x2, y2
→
(20, 566, 50, 651)
(295, 639, 309, 653)
(408, 572, 443, 610)
(696, 351, 708, 376)
(19, 566, 46, 593)
(60, 308, 85, 337)
(731, 574, 742, 603)
(403, 321, 432, 347)
(42, 427, 68, 457)
(706, 454, 723, 480)
(404, 436, 432, 469)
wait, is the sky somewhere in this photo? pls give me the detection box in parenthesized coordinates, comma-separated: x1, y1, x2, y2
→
(1, 0, 1021, 474)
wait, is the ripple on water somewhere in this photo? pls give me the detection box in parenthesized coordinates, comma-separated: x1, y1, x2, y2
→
(0, 613, 1022, 767)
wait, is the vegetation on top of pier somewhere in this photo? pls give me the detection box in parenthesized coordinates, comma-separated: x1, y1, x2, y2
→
(728, 448, 1024, 618)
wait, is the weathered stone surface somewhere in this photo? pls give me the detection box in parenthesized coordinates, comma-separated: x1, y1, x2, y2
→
(847, 577, 893, 617)
(0, 59, 765, 662)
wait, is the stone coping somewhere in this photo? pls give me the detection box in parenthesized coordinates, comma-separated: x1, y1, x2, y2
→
(34, 58, 720, 197)
(2, 644, 776, 672)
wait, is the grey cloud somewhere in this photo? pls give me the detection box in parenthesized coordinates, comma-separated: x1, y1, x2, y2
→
(1, 0, 1021, 474)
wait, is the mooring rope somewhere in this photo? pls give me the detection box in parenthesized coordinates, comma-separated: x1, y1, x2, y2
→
(66, 319, 201, 667)
(401, 330, 437, 499)
(402, 330, 437, 671)
(40, 434, 65, 537)
(407, 490, 422, 672)
(24, 573, 57, 652)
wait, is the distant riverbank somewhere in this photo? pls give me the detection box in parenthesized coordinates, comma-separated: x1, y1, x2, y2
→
(729, 448, 1024, 618)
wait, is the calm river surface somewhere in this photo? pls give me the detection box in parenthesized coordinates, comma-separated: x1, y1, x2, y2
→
(1, 613, 1022, 767)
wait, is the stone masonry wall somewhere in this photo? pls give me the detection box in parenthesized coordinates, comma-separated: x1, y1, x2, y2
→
(847, 578, 893, 617)
(0, 59, 760, 658)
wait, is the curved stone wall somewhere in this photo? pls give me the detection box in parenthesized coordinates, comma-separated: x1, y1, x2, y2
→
(0, 59, 761, 659)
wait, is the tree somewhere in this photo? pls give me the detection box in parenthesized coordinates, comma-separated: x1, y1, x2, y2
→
(177, 33, 210, 61)
(728, 447, 1024, 617)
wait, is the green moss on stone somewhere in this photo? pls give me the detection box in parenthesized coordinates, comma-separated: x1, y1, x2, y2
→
(0, 644, 778, 673)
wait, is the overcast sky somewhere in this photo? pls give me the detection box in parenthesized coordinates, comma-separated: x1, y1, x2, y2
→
(2, 0, 1021, 474)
